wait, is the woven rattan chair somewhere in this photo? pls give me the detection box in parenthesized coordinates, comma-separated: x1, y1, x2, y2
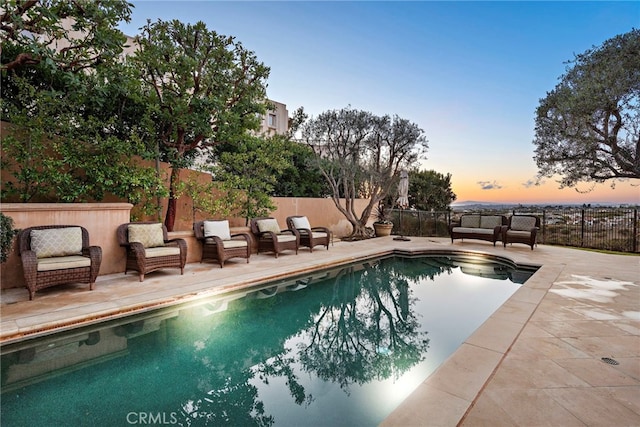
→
(286, 215, 331, 252)
(250, 217, 299, 258)
(194, 220, 251, 268)
(502, 215, 540, 250)
(117, 222, 187, 282)
(18, 225, 102, 300)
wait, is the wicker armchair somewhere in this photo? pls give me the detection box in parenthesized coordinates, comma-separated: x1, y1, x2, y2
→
(117, 222, 187, 282)
(503, 215, 540, 250)
(250, 217, 299, 258)
(194, 220, 251, 268)
(18, 225, 102, 300)
(286, 215, 331, 252)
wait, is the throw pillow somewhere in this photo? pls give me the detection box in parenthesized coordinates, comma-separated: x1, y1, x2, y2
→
(257, 219, 281, 235)
(203, 220, 231, 240)
(292, 216, 312, 230)
(510, 216, 537, 231)
(128, 223, 165, 248)
(30, 227, 83, 259)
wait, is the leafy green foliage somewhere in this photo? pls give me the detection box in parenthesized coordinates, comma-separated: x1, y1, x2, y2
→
(212, 135, 293, 225)
(132, 19, 270, 230)
(271, 138, 330, 197)
(299, 107, 428, 238)
(0, 213, 19, 263)
(407, 169, 457, 211)
(533, 29, 640, 188)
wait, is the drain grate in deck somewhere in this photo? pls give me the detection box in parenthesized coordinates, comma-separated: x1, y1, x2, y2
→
(601, 357, 619, 365)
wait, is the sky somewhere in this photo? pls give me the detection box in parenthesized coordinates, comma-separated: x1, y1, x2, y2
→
(119, 1, 640, 206)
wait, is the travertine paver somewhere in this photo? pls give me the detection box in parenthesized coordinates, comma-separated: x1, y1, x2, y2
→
(1, 237, 638, 426)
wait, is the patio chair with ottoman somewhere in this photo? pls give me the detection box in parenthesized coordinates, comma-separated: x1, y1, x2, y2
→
(286, 215, 331, 252)
(18, 225, 102, 300)
(117, 222, 187, 282)
(250, 217, 299, 258)
(194, 220, 251, 268)
(503, 215, 540, 250)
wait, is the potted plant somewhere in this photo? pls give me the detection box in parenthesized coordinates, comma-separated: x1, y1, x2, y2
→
(372, 203, 393, 237)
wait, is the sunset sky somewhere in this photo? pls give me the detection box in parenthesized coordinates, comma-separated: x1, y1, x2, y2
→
(119, 1, 640, 206)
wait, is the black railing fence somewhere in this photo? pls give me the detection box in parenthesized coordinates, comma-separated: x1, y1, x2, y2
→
(390, 207, 640, 253)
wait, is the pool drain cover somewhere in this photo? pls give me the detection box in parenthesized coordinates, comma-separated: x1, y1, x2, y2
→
(601, 357, 619, 365)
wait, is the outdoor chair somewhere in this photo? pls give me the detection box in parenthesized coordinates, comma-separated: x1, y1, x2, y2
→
(18, 225, 102, 300)
(286, 215, 331, 252)
(117, 222, 187, 282)
(502, 215, 540, 250)
(194, 220, 251, 268)
(250, 217, 299, 258)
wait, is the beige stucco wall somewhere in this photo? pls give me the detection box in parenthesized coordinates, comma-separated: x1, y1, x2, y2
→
(0, 198, 372, 290)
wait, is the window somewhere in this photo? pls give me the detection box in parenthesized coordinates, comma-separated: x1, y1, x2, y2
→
(268, 114, 277, 128)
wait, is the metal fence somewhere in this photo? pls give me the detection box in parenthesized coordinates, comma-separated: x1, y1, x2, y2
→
(390, 207, 640, 253)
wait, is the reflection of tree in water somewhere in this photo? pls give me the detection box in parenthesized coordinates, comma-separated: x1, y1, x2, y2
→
(298, 258, 431, 392)
(166, 257, 447, 422)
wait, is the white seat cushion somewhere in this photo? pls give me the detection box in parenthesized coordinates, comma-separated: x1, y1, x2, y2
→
(506, 230, 533, 238)
(452, 227, 494, 235)
(222, 240, 248, 249)
(311, 232, 328, 238)
(37, 255, 91, 272)
(275, 234, 297, 243)
(144, 246, 181, 258)
(203, 220, 231, 240)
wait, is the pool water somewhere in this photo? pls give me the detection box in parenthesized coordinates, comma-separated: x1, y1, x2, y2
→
(1, 255, 535, 426)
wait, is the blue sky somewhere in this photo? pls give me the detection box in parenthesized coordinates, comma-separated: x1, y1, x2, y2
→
(119, 1, 640, 205)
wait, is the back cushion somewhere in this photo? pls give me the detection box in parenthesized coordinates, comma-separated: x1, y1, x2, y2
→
(203, 220, 231, 240)
(460, 215, 480, 228)
(291, 216, 312, 230)
(257, 219, 281, 235)
(128, 223, 165, 248)
(30, 227, 83, 258)
(480, 216, 503, 229)
(511, 216, 537, 231)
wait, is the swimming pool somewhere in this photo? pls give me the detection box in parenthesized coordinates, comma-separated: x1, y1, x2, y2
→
(0, 254, 536, 426)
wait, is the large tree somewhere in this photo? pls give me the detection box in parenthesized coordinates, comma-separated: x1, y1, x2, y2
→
(533, 29, 640, 188)
(407, 169, 456, 211)
(299, 107, 428, 239)
(132, 19, 270, 231)
(1, 0, 166, 208)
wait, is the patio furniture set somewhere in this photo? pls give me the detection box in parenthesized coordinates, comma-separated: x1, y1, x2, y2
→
(16, 216, 331, 300)
(16, 213, 538, 300)
(449, 214, 540, 250)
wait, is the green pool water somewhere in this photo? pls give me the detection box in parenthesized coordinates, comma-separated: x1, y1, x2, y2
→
(1, 255, 535, 426)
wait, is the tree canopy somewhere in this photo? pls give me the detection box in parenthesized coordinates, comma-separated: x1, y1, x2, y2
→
(533, 29, 640, 189)
(407, 169, 457, 211)
(299, 107, 428, 238)
(1, 0, 166, 209)
(132, 19, 270, 230)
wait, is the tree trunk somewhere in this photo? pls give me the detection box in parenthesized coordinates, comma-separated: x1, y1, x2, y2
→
(164, 167, 181, 231)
